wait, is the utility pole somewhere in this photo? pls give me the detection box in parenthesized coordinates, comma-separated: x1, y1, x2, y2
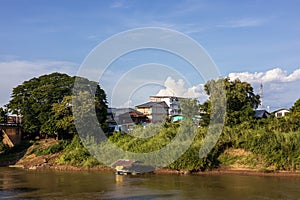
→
(259, 82, 263, 109)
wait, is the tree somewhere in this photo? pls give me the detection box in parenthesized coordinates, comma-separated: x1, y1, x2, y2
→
(0, 107, 7, 123)
(7, 72, 108, 138)
(72, 76, 108, 132)
(287, 98, 300, 131)
(291, 98, 300, 114)
(199, 101, 210, 126)
(201, 78, 260, 126)
(51, 96, 75, 139)
(180, 98, 199, 119)
(7, 73, 74, 136)
(94, 85, 108, 127)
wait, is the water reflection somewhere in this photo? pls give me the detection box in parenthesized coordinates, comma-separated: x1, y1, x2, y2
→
(1, 167, 300, 199)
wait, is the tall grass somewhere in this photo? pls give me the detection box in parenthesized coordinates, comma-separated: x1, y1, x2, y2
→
(106, 120, 300, 171)
(57, 135, 100, 167)
(54, 117, 300, 171)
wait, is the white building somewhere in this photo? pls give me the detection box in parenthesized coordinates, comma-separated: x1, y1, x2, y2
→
(272, 108, 290, 118)
(149, 96, 187, 116)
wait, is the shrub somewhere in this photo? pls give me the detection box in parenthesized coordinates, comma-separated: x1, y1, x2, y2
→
(34, 140, 70, 156)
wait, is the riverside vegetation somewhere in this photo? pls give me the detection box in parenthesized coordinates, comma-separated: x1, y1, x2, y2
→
(1, 73, 300, 172)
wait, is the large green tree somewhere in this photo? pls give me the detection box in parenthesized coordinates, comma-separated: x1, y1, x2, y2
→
(290, 98, 300, 114)
(201, 78, 260, 126)
(7, 72, 107, 138)
(287, 98, 300, 131)
(8, 73, 74, 135)
(180, 98, 199, 119)
(49, 96, 75, 139)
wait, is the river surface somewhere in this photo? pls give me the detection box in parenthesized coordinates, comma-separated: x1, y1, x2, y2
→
(1, 167, 300, 200)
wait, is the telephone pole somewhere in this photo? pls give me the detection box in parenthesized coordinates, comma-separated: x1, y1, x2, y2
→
(259, 82, 263, 109)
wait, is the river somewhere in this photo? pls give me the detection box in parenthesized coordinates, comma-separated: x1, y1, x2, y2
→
(1, 167, 300, 199)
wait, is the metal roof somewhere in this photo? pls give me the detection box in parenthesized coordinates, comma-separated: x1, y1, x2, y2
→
(111, 159, 136, 167)
(271, 108, 289, 113)
(255, 109, 270, 118)
(136, 101, 169, 108)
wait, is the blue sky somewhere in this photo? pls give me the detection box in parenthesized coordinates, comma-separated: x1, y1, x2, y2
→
(1, 0, 300, 110)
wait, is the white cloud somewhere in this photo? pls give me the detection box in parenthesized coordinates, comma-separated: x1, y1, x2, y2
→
(229, 71, 264, 83)
(228, 67, 300, 109)
(228, 67, 300, 83)
(153, 68, 299, 109)
(285, 68, 300, 82)
(0, 60, 78, 107)
(156, 76, 208, 103)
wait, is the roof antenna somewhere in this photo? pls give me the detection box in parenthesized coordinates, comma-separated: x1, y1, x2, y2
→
(259, 82, 263, 109)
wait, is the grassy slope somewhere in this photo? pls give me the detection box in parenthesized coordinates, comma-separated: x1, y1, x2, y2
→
(1, 125, 300, 174)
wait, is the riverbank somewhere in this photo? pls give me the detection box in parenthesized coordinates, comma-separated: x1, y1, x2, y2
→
(7, 163, 300, 177)
(2, 138, 300, 177)
(8, 157, 300, 178)
(154, 167, 300, 177)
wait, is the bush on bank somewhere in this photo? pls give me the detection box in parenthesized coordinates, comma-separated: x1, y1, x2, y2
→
(103, 120, 300, 171)
(3, 118, 299, 171)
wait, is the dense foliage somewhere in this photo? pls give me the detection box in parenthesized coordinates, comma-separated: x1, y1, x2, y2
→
(32, 140, 70, 156)
(7, 72, 107, 139)
(2, 73, 300, 172)
(98, 92, 300, 171)
(201, 78, 260, 126)
(104, 118, 300, 171)
(56, 135, 100, 167)
(7, 73, 73, 135)
(0, 107, 6, 123)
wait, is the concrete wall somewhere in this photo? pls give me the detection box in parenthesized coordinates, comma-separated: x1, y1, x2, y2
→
(1, 125, 22, 147)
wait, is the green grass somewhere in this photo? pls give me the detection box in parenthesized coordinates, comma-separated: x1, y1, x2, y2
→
(32, 140, 70, 156)
(56, 135, 100, 167)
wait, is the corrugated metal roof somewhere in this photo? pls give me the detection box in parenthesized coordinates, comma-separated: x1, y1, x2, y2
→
(136, 101, 169, 108)
(255, 109, 270, 118)
(111, 159, 136, 167)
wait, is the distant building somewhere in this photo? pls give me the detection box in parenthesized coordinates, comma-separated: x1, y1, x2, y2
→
(149, 95, 187, 116)
(118, 110, 149, 125)
(0, 123, 22, 147)
(107, 108, 149, 132)
(7, 114, 22, 124)
(135, 101, 169, 123)
(272, 108, 289, 118)
(0, 114, 22, 147)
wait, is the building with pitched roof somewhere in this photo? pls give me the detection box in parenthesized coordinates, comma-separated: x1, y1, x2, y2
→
(255, 109, 271, 119)
(135, 101, 169, 123)
(272, 108, 289, 118)
(107, 108, 149, 132)
(149, 95, 187, 116)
